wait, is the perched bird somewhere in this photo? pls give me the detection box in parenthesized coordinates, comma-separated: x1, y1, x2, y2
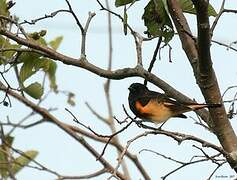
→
(128, 83, 221, 124)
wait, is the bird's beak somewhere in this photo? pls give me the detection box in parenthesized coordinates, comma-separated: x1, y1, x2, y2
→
(128, 87, 132, 91)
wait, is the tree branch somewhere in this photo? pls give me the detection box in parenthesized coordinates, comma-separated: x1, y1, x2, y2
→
(192, 1, 237, 170)
(0, 28, 212, 122)
(67, 122, 150, 180)
(103, 1, 131, 178)
(192, 1, 212, 76)
(167, 0, 237, 171)
(0, 81, 126, 179)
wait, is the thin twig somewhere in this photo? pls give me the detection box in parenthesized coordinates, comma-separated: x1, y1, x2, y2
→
(59, 168, 107, 180)
(20, 10, 69, 26)
(0, 27, 212, 123)
(80, 12, 96, 57)
(97, 120, 133, 160)
(64, 0, 95, 56)
(0, 15, 28, 38)
(85, 102, 109, 124)
(109, 133, 150, 180)
(65, 121, 151, 180)
(103, 1, 131, 178)
(207, 161, 226, 180)
(211, 39, 237, 52)
(64, 0, 84, 32)
(144, 36, 162, 86)
(0, 82, 126, 179)
(210, 0, 226, 37)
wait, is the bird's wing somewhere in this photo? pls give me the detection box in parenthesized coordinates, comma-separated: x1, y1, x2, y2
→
(141, 91, 192, 114)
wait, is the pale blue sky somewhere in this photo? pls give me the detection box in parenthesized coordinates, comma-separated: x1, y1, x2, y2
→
(2, 0, 237, 179)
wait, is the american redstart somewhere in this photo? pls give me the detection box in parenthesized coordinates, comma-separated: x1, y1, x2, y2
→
(128, 83, 221, 124)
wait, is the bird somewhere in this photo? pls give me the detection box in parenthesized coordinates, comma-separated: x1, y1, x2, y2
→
(128, 83, 221, 124)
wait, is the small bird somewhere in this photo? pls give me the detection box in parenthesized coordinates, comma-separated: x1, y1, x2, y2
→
(128, 83, 221, 124)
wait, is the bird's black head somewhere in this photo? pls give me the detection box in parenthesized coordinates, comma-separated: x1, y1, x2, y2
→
(128, 83, 148, 96)
(128, 83, 149, 116)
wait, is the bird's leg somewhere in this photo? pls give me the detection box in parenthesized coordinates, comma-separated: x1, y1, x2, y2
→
(135, 119, 144, 127)
(158, 121, 167, 130)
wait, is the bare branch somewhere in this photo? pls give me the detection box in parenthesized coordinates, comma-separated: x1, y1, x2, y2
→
(0, 15, 28, 38)
(80, 12, 96, 57)
(64, 0, 96, 56)
(59, 168, 107, 180)
(223, 9, 237, 13)
(144, 37, 162, 86)
(98, 120, 133, 160)
(167, 0, 237, 171)
(102, 2, 131, 178)
(207, 161, 226, 180)
(66, 122, 150, 180)
(139, 149, 186, 164)
(85, 102, 109, 124)
(212, 39, 237, 52)
(109, 133, 151, 180)
(64, 0, 84, 32)
(20, 10, 70, 26)
(96, 0, 152, 66)
(0, 28, 213, 123)
(210, 0, 226, 37)
(0, 82, 126, 179)
(139, 146, 226, 180)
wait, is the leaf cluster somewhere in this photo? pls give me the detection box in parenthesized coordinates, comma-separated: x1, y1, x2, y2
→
(0, 136, 38, 179)
(115, 0, 217, 43)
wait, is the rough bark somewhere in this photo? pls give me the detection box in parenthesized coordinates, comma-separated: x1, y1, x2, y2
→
(167, 0, 237, 171)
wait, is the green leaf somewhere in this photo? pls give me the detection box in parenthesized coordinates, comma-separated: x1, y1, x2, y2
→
(115, 0, 139, 7)
(0, 35, 10, 47)
(47, 60, 57, 91)
(12, 150, 38, 176)
(36, 37, 47, 46)
(3, 136, 14, 147)
(27, 30, 48, 47)
(207, 5, 217, 17)
(24, 82, 44, 99)
(161, 0, 169, 14)
(179, 0, 217, 17)
(4, 44, 21, 59)
(0, 135, 14, 154)
(19, 57, 58, 92)
(19, 56, 50, 82)
(39, 30, 47, 37)
(28, 32, 47, 46)
(0, 0, 9, 16)
(142, 0, 174, 43)
(0, 0, 10, 29)
(29, 30, 47, 39)
(19, 56, 41, 82)
(49, 36, 63, 50)
(0, 147, 8, 178)
(18, 51, 41, 63)
(0, 135, 14, 178)
(29, 32, 41, 40)
(0, 36, 20, 64)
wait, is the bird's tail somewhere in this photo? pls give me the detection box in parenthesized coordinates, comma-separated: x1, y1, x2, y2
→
(187, 103, 222, 110)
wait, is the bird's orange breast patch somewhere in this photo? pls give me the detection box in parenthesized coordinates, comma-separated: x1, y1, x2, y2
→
(135, 101, 147, 113)
(135, 100, 165, 114)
